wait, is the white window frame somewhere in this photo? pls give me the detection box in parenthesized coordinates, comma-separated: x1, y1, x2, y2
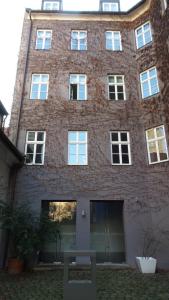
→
(135, 21, 152, 49)
(164, 0, 167, 10)
(105, 31, 122, 51)
(71, 31, 87, 51)
(108, 75, 126, 101)
(146, 125, 169, 165)
(110, 131, 131, 165)
(140, 67, 159, 99)
(43, 1, 60, 10)
(68, 131, 88, 165)
(30, 74, 49, 100)
(36, 30, 52, 50)
(102, 2, 119, 11)
(69, 74, 87, 101)
(25, 131, 46, 165)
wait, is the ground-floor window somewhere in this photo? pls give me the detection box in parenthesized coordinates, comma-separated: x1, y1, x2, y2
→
(40, 201, 76, 263)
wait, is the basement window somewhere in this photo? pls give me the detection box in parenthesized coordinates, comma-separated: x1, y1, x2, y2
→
(70, 74, 87, 100)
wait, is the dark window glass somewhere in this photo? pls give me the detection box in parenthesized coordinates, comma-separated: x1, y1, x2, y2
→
(117, 86, 123, 93)
(118, 93, 124, 100)
(35, 154, 42, 164)
(113, 154, 120, 164)
(121, 133, 127, 141)
(121, 145, 128, 154)
(122, 154, 129, 164)
(112, 133, 118, 141)
(70, 84, 77, 100)
(112, 145, 119, 154)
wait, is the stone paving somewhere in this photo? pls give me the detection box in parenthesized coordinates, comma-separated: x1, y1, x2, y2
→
(0, 269, 169, 300)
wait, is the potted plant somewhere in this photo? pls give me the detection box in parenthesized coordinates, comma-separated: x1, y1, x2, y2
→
(136, 227, 159, 274)
(0, 201, 37, 274)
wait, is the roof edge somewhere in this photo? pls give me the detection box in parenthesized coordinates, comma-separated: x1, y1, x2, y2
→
(0, 129, 24, 163)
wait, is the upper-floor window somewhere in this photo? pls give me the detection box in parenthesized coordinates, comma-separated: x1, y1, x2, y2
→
(71, 31, 87, 51)
(36, 30, 52, 50)
(43, 1, 60, 10)
(68, 131, 88, 165)
(106, 31, 122, 51)
(135, 21, 152, 49)
(25, 131, 46, 165)
(108, 75, 126, 100)
(70, 74, 87, 100)
(140, 67, 159, 99)
(146, 125, 168, 164)
(110, 131, 131, 165)
(102, 2, 119, 11)
(30, 74, 49, 100)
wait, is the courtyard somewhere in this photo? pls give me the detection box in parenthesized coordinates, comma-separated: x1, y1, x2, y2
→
(0, 269, 169, 300)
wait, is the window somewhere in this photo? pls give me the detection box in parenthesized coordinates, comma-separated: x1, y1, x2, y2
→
(36, 30, 52, 50)
(106, 31, 122, 51)
(43, 1, 60, 10)
(25, 131, 46, 165)
(71, 31, 87, 50)
(163, 0, 167, 10)
(108, 75, 126, 100)
(70, 75, 87, 100)
(140, 67, 159, 99)
(102, 2, 119, 11)
(30, 74, 49, 100)
(68, 131, 88, 165)
(146, 126, 168, 164)
(110, 132, 131, 165)
(135, 22, 152, 49)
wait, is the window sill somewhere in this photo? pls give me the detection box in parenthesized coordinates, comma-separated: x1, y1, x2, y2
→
(69, 99, 87, 101)
(35, 49, 51, 51)
(136, 41, 153, 51)
(142, 92, 160, 101)
(111, 164, 132, 166)
(25, 163, 44, 166)
(148, 159, 169, 166)
(106, 49, 123, 52)
(70, 49, 87, 51)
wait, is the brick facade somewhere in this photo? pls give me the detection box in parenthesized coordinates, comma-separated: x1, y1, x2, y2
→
(10, 0, 169, 268)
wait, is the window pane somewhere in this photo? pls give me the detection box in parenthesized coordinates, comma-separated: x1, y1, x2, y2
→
(137, 28, 142, 35)
(121, 133, 128, 141)
(69, 132, 77, 142)
(26, 154, 33, 164)
(121, 145, 128, 154)
(69, 154, 77, 165)
(36, 144, 44, 153)
(26, 144, 34, 153)
(27, 132, 35, 141)
(113, 154, 120, 164)
(141, 72, 148, 81)
(137, 35, 144, 48)
(40, 92, 47, 100)
(142, 81, 150, 98)
(117, 86, 123, 92)
(79, 132, 86, 142)
(80, 41, 86, 50)
(71, 40, 78, 50)
(144, 31, 151, 44)
(156, 127, 164, 138)
(147, 129, 155, 140)
(35, 154, 43, 164)
(70, 84, 77, 100)
(118, 93, 124, 100)
(111, 133, 118, 141)
(109, 92, 116, 100)
(109, 76, 115, 83)
(106, 40, 113, 50)
(33, 75, 40, 83)
(122, 154, 129, 164)
(70, 75, 78, 83)
(45, 38, 51, 49)
(158, 140, 168, 161)
(116, 76, 123, 83)
(79, 75, 86, 83)
(37, 39, 43, 49)
(41, 75, 49, 82)
(79, 84, 85, 100)
(78, 155, 87, 165)
(149, 141, 157, 163)
(144, 23, 150, 31)
(150, 78, 159, 95)
(114, 39, 121, 51)
(79, 145, 86, 155)
(69, 144, 76, 155)
(112, 145, 119, 154)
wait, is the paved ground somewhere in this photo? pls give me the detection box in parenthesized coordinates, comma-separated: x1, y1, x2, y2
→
(0, 269, 169, 300)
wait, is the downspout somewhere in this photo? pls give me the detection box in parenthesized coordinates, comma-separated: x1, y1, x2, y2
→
(15, 9, 32, 148)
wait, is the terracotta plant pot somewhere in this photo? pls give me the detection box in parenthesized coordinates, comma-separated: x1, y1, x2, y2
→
(8, 258, 24, 274)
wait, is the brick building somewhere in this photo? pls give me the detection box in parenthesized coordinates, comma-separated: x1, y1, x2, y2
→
(9, 0, 169, 268)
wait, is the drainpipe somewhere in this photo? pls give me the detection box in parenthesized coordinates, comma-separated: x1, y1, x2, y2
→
(15, 9, 32, 148)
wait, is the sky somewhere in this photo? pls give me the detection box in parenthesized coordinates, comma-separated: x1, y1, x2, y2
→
(0, 0, 140, 123)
